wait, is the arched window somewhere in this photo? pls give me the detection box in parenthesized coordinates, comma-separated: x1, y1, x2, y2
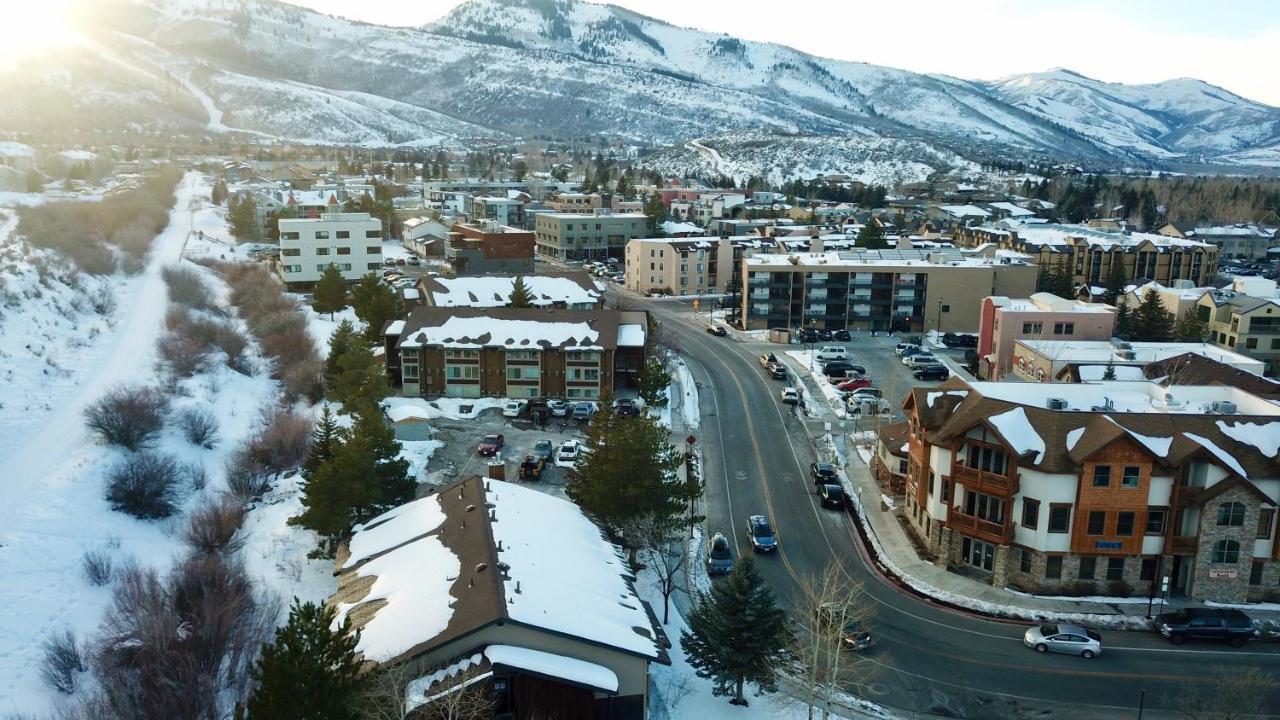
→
(1217, 502, 1245, 527)
(1211, 539, 1240, 564)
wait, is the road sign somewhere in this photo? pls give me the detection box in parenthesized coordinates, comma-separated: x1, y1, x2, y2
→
(686, 435, 697, 446)
(1161, 576, 1170, 593)
(692, 299, 701, 310)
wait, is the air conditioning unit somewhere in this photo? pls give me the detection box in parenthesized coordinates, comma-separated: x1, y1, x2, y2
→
(1046, 398, 1069, 410)
(1210, 401, 1238, 415)
(1115, 350, 1135, 360)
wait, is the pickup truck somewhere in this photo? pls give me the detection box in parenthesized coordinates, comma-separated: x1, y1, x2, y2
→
(1156, 608, 1255, 646)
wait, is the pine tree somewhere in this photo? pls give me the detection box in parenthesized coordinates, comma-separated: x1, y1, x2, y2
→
(348, 405, 414, 519)
(211, 178, 228, 206)
(507, 276, 535, 308)
(1036, 265, 1074, 298)
(1102, 361, 1117, 381)
(228, 193, 260, 242)
(244, 600, 368, 719)
(682, 557, 793, 706)
(855, 222, 887, 250)
(350, 274, 401, 343)
(303, 406, 346, 479)
(1174, 307, 1209, 342)
(1103, 254, 1128, 305)
(1114, 297, 1135, 340)
(643, 192, 667, 235)
(1135, 289, 1175, 342)
(636, 357, 671, 408)
(331, 342, 389, 410)
(312, 265, 348, 320)
(325, 320, 358, 393)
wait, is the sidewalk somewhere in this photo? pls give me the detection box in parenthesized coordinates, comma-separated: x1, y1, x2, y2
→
(838, 446, 1280, 628)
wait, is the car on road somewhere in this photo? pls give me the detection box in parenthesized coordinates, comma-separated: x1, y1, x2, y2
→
(836, 377, 873, 392)
(531, 439, 555, 463)
(811, 462, 837, 484)
(706, 324, 727, 336)
(407, 256, 421, 266)
(747, 515, 777, 552)
(903, 353, 939, 368)
(1023, 623, 1102, 658)
(707, 532, 734, 576)
(913, 364, 950, 381)
(816, 346, 848, 361)
(817, 483, 846, 509)
(834, 329, 852, 341)
(1156, 608, 1255, 646)
(502, 399, 528, 418)
(815, 603, 872, 650)
(571, 402, 596, 422)
(614, 398, 640, 417)
(780, 388, 800, 404)
(477, 434, 505, 456)
(556, 439, 582, 465)
(547, 399, 569, 417)
(759, 352, 780, 367)
(767, 362, 788, 380)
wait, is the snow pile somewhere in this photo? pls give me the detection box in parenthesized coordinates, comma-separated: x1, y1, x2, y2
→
(382, 396, 506, 421)
(673, 356, 700, 430)
(345, 494, 448, 568)
(987, 407, 1045, 463)
(1065, 426, 1086, 451)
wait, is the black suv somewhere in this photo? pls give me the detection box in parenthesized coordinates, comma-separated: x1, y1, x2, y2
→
(834, 329, 852, 341)
(1156, 608, 1255, 646)
(913, 364, 950, 381)
(811, 462, 837, 484)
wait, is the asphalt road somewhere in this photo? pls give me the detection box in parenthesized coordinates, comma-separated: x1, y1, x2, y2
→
(632, 294, 1280, 720)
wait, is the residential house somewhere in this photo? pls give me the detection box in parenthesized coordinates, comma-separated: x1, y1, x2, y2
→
(625, 236, 770, 297)
(277, 212, 383, 287)
(977, 293, 1117, 380)
(1121, 280, 1213, 321)
(546, 192, 603, 214)
(468, 195, 525, 226)
(902, 378, 1280, 602)
(1196, 278, 1280, 376)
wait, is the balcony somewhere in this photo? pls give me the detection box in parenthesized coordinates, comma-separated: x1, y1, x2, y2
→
(1169, 536, 1198, 555)
(949, 511, 1013, 545)
(950, 464, 1019, 495)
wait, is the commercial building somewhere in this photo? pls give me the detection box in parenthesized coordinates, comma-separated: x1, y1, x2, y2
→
(902, 378, 1280, 602)
(955, 222, 1219, 287)
(1010, 339, 1266, 383)
(534, 212, 648, 260)
(384, 307, 647, 399)
(977, 293, 1117, 380)
(1120, 280, 1212, 321)
(741, 249, 1038, 333)
(277, 212, 383, 287)
(444, 220, 536, 276)
(467, 195, 525, 226)
(1196, 278, 1280, 377)
(414, 272, 603, 310)
(624, 236, 770, 296)
(546, 192, 603, 214)
(1158, 223, 1277, 261)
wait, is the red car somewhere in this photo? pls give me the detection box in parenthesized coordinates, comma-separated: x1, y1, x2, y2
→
(477, 434, 505, 456)
(836, 377, 872, 392)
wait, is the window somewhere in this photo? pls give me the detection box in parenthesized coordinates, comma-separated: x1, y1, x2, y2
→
(1116, 512, 1135, 536)
(1140, 557, 1157, 581)
(401, 364, 418, 380)
(365, 230, 381, 238)
(1048, 504, 1071, 533)
(315, 247, 330, 255)
(314, 231, 330, 240)
(336, 247, 351, 255)
(1258, 508, 1275, 539)
(366, 246, 380, 254)
(367, 263, 380, 270)
(1019, 549, 1033, 573)
(1246, 337, 1258, 349)
(1106, 557, 1125, 580)
(1217, 502, 1245, 527)
(1022, 321, 1043, 334)
(941, 304, 951, 313)
(282, 265, 302, 273)
(1092, 465, 1111, 487)
(565, 223, 573, 231)
(336, 230, 350, 239)
(315, 264, 330, 272)
(1211, 539, 1240, 564)
(1079, 557, 1096, 580)
(1272, 338, 1280, 350)
(965, 444, 1008, 474)
(1121, 466, 1141, 488)
(444, 365, 480, 380)
(281, 248, 300, 256)
(961, 537, 996, 572)
(281, 232, 300, 240)
(1146, 507, 1167, 535)
(1045, 556, 1063, 579)
(963, 492, 1005, 524)
(1250, 560, 1265, 586)
(1087, 511, 1106, 535)
(1053, 322, 1075, 335)
(1021, 498, 1040, 529)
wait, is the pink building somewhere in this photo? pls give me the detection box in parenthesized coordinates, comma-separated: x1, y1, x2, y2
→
(977, 293, 1116, 379)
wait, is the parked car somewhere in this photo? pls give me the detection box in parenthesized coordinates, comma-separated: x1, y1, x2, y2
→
(818, 329, 834, 342)
(759, 353, 780, 367)
(707, 532, 735, 576)
(903, 353, 939, 368)
(814, 603, 872, 650)
(767, 363, 788, 380)
(800, 328, 819, 344)
(826, 364, 866, 381)
(556, 439, 582, 465)
(547, 399, 569, 417)
(811, 462, 837, 484)
(502, 399, 528, 418)
(531, 439, 555, 463)
(846, 396, 892, 416)
(848, 387, 882, 400)
(894, 342, 920, 355)
(407, 256, 421, 266)
(395, 258, 407, 266)
(1023, 624, 1102, 658)
(816, 346, 848, 362)
(780, 388, 800, 404)
(706, 324, 728, 337)
(834, 329, 852, 341)
(1156, 608, 1255, 646)
(817, 483, 846, 509)
(518, 455, 546, 481)
(746, 515, 777, 552)
(913, 364, 950, 381)
(571, 402, 596, 422)
(614, 398, 640, 417)
(822, 361, 857, 377)
(943, 332, 978, 348)
(477, 434, 505, 456)
(836, 377, 873, 392)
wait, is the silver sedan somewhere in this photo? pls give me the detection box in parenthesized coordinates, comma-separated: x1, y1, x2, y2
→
(1023, 623, 1102, 659)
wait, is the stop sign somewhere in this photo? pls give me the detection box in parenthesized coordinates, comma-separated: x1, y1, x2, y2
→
(686, 435, 697, 446)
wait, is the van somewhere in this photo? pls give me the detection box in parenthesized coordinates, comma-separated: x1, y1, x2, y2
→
(816, 346, 848, 362)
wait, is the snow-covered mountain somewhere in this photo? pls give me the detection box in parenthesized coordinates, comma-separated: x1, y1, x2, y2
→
(2, 0, 1275, 169)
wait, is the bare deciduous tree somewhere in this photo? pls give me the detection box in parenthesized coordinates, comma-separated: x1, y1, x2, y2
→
(625, 513, 687, 625)
(364, 658, 498, 720)
(790, 565, 877, 720)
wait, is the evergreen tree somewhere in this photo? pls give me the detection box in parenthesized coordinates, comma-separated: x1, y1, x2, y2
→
(26, 169, 43, 193)
(1102, 361, 1117, 381)
(303, 406, 346, 479)
(566, 409, 689, 537)
(507, 276, 535, 308)
(245, 600, 368, 720)
(325, 320, 358, 393)
(1174, 307, 1209, 342)
(636, 357, 671, 408)
(1114, 297, 1136, 340)
(1036, 266, 1075, 298)
(350, 274, 401, 342)
(331, 342, 389, 410)
(1135, 289, 1175, 342)
(312, 265, 348, 319)
(855, 222, 887, 250)
(682, 557, 793, 706)
(643, 192, 667, 235)
(1103, 254, 1128, 305)
(211, 178, 228, 206)
(228, 193, 260, 242)
(511, 159, 527, 182)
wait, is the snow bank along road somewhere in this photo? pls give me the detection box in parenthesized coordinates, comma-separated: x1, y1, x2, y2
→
(634, 294, 1280, 720)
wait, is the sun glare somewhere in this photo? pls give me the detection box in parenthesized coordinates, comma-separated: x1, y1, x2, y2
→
(0, 0, 80, 65)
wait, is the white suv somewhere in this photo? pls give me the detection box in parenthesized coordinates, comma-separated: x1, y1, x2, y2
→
(816, 346, 848, 361)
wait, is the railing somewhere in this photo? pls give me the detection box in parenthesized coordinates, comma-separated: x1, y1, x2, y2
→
(949, 512, 1012, 545)
(950, 464, 1019, 495)
(1169, 536, 1198, 555)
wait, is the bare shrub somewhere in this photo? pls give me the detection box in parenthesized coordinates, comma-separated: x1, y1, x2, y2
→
(156, 329, 209, 379)
(225, 449, 270, 504)
(83, 385, 169, 451)
(282, 355, 324, 401)
(41, 628, 85, 694)
(184, 498, 246, 555)
(105, 452, 182, 519)
(177, 407, 219, 448)
(161, 264, 216, 312)
(244, 407, 313, 476)
(185, 461, 208, 491)
(82, 548, 114, 586)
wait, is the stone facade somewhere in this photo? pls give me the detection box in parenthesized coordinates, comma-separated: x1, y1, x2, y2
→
(1191, 485, 1262, 603)
(1005, 547, 1157, 597)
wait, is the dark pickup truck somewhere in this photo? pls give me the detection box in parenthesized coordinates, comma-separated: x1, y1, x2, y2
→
(1156, 608, 1255, 646)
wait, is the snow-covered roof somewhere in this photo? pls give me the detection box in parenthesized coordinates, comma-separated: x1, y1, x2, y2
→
(998, 222, 1215, 250)
(1193, 225, 1273, 238)
(988, 407, 1045, 463)
(967, 380, 1280, 416)
(484, 645, 618, 693)
(744, 250, 1030, 270)
(617, 323, 645, 348)
(937, 204, 991, 218)
(1018, 340, 1264, 373)
(384, 320, 406, 336)
(401, 316, 600, 349)
(1215, 420, 1280, 458)
(660, 220, 703, 235)
(57, 149, 96, 161)
(1076, 365, 1146, 381)
(0, 141, 34, 157)
(988, 202, 1034, 217)
(425, 274, 600, 308)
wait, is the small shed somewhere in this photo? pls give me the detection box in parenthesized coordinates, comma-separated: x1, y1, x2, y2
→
(384, 403, 434, 441)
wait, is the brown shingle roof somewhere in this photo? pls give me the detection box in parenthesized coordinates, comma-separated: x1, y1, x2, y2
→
(1143, 353, 1280, 400)
(877, 421, 911, 457)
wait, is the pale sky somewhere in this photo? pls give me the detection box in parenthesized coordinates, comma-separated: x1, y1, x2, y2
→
(284, 0, 1280, 106)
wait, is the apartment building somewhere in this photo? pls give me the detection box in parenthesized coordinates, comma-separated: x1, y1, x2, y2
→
(624, 236, 771, 296)
(277, 212, 383, 287)
(444, 220, 535, 276)
(545, 192, 603, 214)
(534, 212, 648, 260)
(1010, 339, 1265, 383)
(415, 272, 602, 310)
(1121, 280, 1212, 320)
(955, 223, 1219, 287)
(977, 293, 1117, 379)
(902, 378, 1280, 602)
(741, 249, 1038, 333)
(1158, 223, 1277, 261)
(467, 195, 525, 226)
(384, 308, 647, 400)
(1196, 278, 1280, 377)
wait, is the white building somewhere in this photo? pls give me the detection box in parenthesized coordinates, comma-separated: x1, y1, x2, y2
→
(278, 212, 383, 286)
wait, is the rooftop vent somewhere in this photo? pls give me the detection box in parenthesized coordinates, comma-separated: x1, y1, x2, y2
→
(1046, 398, 1069, 410)
(1210, 400, 1237, 415)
